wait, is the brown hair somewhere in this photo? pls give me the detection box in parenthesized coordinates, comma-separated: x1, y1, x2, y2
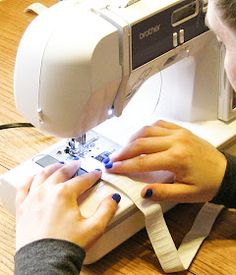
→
(215, 0, 236, 30)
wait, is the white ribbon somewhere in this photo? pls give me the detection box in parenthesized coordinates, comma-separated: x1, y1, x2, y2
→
(83, 158, 224, 273)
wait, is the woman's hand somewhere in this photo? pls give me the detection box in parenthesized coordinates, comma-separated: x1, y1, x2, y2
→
(105, 120, 226, 203)
(16, 161, 120, 251)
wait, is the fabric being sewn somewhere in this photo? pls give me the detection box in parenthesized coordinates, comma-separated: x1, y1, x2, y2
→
(82, 158, 224, 273)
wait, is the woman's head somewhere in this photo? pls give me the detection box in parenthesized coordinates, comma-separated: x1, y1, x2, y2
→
(207, 0, 236, 91)
(215, 0, 236, 31)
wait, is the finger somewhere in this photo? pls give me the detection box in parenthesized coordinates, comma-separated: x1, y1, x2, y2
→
(66, 170, 102, 196)
(141, 183, 202, 203)
(88, 193, 120, 232)
(108, 151, 174, 174)
(30, 162, 64, 189)
(45, 161, 81, 185)
(129, 124, 173, 143)
(153, 120, 182, 130)
(15, 175, 34, 207)
(111, 136, 171, 162)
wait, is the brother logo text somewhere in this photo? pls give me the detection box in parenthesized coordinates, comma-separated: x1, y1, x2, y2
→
(139, 24, 161, 40)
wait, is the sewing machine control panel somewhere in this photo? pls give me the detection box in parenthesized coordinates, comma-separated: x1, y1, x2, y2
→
(131, 0, 208, 69)
(33, 131, 121, 173)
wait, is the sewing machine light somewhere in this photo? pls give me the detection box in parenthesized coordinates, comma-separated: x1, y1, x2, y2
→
(107, 108, 114, 117)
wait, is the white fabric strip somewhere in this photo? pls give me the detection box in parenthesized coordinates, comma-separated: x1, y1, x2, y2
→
(82, 159, 224, 273)
(24, 3, 48, 15)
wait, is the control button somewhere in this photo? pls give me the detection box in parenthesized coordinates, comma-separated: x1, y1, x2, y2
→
(173, 32, 178, 47)
(179, 29, 185, 44)
(35, 155, 59, 167)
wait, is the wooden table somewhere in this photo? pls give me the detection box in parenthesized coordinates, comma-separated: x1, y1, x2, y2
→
(0, 1, 235, 274)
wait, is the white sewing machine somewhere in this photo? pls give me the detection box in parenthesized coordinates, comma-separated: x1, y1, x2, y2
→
(1, 0, 236, 265)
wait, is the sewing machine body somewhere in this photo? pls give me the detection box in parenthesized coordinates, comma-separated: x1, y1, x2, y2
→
(14, 0, 233, 138)
(1, 0, 236, 264)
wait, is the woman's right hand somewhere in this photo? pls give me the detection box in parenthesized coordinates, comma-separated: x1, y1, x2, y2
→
(106, 120, 226, 203)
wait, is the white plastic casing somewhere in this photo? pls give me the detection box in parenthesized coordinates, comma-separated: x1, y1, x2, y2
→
(15, 0, 227, 138)
(14, 1, 122, 138)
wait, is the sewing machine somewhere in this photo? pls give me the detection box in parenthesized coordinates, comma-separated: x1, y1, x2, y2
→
(1, 0, 236, 265)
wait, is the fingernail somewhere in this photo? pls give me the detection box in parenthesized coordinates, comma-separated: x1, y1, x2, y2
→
(102, 157, 110, 164)
(59, 161, 64, 164)
(144, 189, 153, 198)
(73, 156, 79, 160)
(112, 193, 121, 204)
(105, 162, 113, 169)
(95, 168, 102, 172)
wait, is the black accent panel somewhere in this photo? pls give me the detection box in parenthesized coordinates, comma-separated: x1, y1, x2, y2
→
(131, 0, 208, 69)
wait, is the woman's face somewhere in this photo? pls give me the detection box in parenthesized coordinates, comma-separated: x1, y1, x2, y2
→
(207, 0, 236, 91)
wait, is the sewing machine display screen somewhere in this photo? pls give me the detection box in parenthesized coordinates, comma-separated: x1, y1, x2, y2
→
(172, 1, 198, 26)
(131, 0, 207, 69)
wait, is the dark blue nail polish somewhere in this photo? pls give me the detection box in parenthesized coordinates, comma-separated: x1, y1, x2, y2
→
(112, 193, 121, 204)
(144, 189, 153, 198)
(102, 157, 110, 164)
(59, 161, 64, 164)
(105, 162, 113, 169)
(95, 168, 102, 172)
(73, 156, 79, 160)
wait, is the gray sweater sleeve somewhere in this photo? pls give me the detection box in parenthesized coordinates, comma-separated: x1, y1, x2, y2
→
(211, 152, 236, 208)
(14, 239, 85, 275)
